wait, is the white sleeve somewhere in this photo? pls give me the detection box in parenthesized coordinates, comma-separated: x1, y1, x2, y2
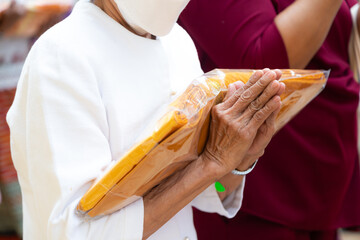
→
(352, 3, 359, 15)
(191, 178, 245, 218)
(351, 3, 359, 31)
(350, 3, 360, 82)
(7, 36, 143, 240)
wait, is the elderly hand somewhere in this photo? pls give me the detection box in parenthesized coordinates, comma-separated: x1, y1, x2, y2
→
(202, 69, 284, 176)
(232, 69, 284, 170)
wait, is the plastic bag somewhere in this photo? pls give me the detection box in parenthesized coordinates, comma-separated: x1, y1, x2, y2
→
(77, 69, 329, 217)
(0, 0, 75, 37)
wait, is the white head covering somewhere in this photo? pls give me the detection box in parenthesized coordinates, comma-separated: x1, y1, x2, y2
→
(113, 0, 190, 36)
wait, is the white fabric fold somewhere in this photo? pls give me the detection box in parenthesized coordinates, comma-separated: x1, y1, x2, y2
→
(7, 1, 244, 239)
(349, 3, 360, 82)
(192, 178, 245, 219)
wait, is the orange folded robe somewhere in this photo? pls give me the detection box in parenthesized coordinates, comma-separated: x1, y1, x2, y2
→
(77, 69, 328, 217)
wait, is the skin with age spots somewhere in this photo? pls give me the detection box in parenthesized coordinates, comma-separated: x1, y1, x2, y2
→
(143, 70, 284, 239)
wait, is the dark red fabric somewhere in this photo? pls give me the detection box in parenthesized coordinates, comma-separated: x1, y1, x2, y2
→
(193, 209, 338, 240)
(180, 0, 360, 231)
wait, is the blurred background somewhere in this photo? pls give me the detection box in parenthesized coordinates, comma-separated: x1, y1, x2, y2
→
(0, 0, 360, 240)
(0, 1, 77, 239)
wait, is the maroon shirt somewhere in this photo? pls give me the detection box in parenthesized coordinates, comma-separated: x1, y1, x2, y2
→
(179, 0, 360, 231)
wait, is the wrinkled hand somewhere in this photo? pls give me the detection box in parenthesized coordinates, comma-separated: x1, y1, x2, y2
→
(202, 69, 284, 176)
(232, 70, 284, 170)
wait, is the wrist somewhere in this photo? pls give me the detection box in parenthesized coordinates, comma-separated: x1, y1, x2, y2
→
(197, 154, 227, 181)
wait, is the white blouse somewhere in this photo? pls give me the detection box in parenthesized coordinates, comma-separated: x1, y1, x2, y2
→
(7, 1, 244, 239)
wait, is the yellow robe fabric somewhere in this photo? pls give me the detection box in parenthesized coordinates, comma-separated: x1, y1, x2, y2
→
(78, 69, 327, 217)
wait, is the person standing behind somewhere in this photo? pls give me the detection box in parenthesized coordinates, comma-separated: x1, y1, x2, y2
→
(179, 0, 360, 239)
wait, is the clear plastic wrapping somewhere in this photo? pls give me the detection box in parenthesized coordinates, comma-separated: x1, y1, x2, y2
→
(77, 69, 329, 218)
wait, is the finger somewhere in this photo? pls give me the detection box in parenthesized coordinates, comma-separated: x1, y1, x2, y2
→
(231, 70, 278, 114)
(241, 70, 266, 91)
(221, 70, 264, 109)
(260, 102, 281, 137)
(222, 81, 245, 104)
(265, 103, 281, 128)
(240, 80, 281, 120)
(264, 69, 282, 82)
(218, 82, 244, 111)
(254, 105, 281, 147)
(273, 69, 282, 80)
(274, 68, 285, 96)
(255, 104, 281, 147)
(247, 95, 281, 129)
(234, 68, 276, 95)
(262, 68, 270, 75)
(277, 82, 286, 95)
(232, 81, 245, 90)
(223, 69, 276, 103)
(242, 68, 277, 92)
(222, 83, 237, 102)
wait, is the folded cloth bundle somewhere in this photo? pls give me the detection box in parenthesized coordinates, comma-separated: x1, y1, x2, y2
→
(77, 69, 328, 217)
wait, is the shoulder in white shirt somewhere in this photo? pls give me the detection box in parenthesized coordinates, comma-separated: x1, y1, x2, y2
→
(7, 1, 244, 239)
